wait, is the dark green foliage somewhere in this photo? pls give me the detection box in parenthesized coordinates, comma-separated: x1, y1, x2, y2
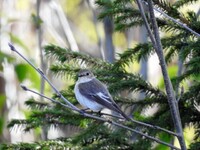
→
(8, 102, 85, 132)
(25, 98, 50, 110)
(189, 142, 200, 150)
(44, 44, 111, 69)
(96, 0, 143, 31)
(2, 0, 200, 149)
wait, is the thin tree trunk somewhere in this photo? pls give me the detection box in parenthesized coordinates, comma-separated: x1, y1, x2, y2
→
(136, 0, 186, 149)
(0, 75, 11, 143)
(87, 0, 105, 60)
(0, 0, 10, 143)
(139, 25, 148, 81)
(36, 0, 48, 140)
(49, 0, 79, 52)
(103, 16, 115, 63)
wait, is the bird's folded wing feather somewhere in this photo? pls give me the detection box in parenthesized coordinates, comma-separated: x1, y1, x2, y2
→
(78, 78, 120, 112)
(78, 78, 130, 120)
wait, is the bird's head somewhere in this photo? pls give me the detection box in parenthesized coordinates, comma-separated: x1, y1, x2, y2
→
(77, 69, 94, 82)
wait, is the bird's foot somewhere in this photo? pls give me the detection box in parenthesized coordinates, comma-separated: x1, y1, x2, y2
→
(79, 110, 85, 116)
(81, 108, 90, 111)
(79, 108, 90, 116)
(97, 110, 102, 117)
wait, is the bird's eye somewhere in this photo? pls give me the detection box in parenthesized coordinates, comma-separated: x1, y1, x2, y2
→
(86, 72, 89, 76)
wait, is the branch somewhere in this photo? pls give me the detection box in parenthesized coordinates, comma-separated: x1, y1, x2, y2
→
(9, 43, 180, 149)
(8, 43, 81, 113)
(13, 42, 175, 135)
(136, 1, 186, 149)
(147, 1, 186, 149)
(22, 84, 178, 137)
(20, 85, 71, 109)
(20, 85, 180, 150)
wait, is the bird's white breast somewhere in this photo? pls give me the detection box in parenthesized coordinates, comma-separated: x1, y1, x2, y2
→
(74, 82, 103, 111)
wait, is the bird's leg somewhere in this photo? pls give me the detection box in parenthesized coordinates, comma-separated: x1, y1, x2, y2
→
(81, 108, 90, 112)
(79, 108, 90, 116)
(97, 110, 102, 117)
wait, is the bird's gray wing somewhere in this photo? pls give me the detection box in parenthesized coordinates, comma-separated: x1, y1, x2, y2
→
(78, 78, 130, 120)
(78, 78, 119, 112)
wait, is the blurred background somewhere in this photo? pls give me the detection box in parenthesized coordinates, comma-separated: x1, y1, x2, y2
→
(0, 0, 199, 145)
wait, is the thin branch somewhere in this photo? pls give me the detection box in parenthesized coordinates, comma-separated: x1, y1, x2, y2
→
(20, 85, 180, 150)
(21, 84, 124, 120)
(22, 83, 178, 137)
(8, 43, 180, 149)
(8, 43, 81, 113)
(130, 117, 178, 136)
(20, 85, 71, 109)
(141, 0, 200, 37)
(83, 113, 181, 150)
(111, 121, 180, 150)
(136, 0, 186, 149)
(146, 1, 186, 149)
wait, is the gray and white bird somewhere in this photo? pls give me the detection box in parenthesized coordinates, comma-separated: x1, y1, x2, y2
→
(74, 69, 130, 120)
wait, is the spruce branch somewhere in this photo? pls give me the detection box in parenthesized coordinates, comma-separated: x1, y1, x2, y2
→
(22, 84, 178, 137)
(49, 63, 79, 79)
(25, 98, 50, 110)
(19, 86, 180, 149)
(20, 84, 72, 109)
(44, 44, 111, 69)
(9, 43, 180, 149)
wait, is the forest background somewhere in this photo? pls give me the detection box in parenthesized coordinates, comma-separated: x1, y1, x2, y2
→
(0, 0, 200, 149)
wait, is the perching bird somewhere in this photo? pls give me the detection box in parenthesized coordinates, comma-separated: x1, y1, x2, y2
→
(74, 69, 130, 120)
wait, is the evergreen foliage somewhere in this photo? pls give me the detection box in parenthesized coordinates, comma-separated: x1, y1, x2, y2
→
(2, 0, 200, 149)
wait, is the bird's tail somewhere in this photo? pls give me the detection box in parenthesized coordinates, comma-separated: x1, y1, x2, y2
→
(112, 103, 130, 120)
(117, 108, 130, 121)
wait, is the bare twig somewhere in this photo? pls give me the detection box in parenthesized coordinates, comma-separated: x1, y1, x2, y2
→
(8, 43, 81, 113)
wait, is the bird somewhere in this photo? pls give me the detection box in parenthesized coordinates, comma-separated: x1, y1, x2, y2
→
(74, 69, 130, 120)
